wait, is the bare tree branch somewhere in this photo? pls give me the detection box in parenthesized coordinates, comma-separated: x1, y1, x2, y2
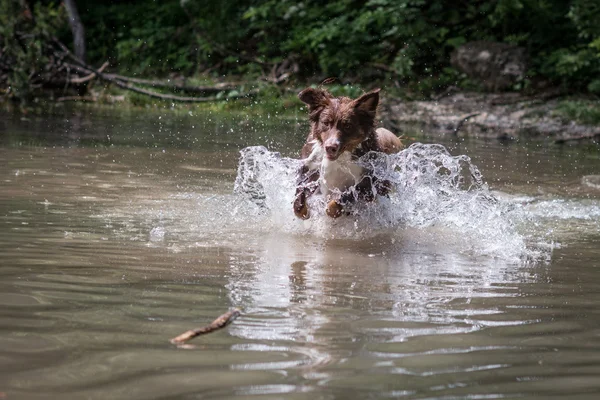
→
(52, 38, 257, 103)
(170, 309, 241, 345)
(103, 74, 240, 94)
(69, 61, 108, 84)
(57, 95, 97, 102)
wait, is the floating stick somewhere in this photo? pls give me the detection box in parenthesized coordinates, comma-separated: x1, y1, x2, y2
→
(170, 309, 241, 345)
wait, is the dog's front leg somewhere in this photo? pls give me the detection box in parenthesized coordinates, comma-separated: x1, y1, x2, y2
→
(325, 175, 373, 218)
(294, 165, 319, 219)
(355, 173, 394, 200)
(326, 173, 390, 218)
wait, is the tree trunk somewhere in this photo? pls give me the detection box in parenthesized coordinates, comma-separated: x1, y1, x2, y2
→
(64, 0, 86, 62)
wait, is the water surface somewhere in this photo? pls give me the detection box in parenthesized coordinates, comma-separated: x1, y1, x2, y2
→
(1, 108, 600, 399)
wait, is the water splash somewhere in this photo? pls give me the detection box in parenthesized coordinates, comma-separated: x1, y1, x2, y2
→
(233, 144, 539, 260)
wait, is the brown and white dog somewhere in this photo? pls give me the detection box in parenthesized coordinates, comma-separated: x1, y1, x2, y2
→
(293, 87, 403, 219)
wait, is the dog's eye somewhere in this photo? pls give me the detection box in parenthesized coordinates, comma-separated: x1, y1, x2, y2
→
(339, 120, 355, 133)
(320, 118, 333, 127)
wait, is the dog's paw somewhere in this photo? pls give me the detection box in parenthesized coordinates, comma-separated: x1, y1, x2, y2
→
(293, 200, 310, 220)
(375, 179, 393, 197)
(326, 200, 344, 218)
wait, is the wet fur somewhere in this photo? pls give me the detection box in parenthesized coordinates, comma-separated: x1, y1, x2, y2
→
(293, 87, 403, 219)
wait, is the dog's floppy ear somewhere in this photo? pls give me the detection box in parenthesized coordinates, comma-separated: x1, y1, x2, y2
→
(353, 89, 380, 117)
(298, 88, 330, 111)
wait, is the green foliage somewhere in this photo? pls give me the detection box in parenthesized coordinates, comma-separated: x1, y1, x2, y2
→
(81, 0, 194, 76)
(588, 79, 600, 95)
(178, 0, 600, 92)
(3, 0, 600, 101)
(493, 0, 600, 90)
(568, 0, 600, 39)
(239, 0, 433, 77)
(554, 99, 600, 125)
(0, 0, 65, 102)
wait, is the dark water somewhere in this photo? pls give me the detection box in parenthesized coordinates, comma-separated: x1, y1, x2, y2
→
(1, 108, 600, 399)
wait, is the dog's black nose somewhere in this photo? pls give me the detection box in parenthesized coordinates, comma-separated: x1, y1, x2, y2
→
(325, 144, 339, 157)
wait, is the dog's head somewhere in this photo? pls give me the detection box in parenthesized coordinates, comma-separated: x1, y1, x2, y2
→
(299, 87, 379, 161)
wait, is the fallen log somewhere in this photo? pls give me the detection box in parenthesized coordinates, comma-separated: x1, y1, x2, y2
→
(103, 74, 240, 95)
(56, 95, 97, 102)
(102, 78, 258, 103)
(170, 309, 241, 345)
(52, 38, 256, 103)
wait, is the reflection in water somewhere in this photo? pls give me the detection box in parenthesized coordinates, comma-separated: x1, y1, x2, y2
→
(225, 232, 541, 382)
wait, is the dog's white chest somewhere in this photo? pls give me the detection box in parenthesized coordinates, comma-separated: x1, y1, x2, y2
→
(320, 152, 364, 194)
(304, 142, 364, 195)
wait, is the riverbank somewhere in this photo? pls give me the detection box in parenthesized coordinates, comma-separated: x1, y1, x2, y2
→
(382, 91, 600, 144)
(3, 83, 600, 145)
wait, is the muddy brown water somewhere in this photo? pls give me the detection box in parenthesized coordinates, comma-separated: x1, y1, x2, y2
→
(1, 109, 600, 399)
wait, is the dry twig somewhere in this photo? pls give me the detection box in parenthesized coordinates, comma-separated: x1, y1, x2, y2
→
(69, 61, 109, 84)
(170, 309, 241, 345)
